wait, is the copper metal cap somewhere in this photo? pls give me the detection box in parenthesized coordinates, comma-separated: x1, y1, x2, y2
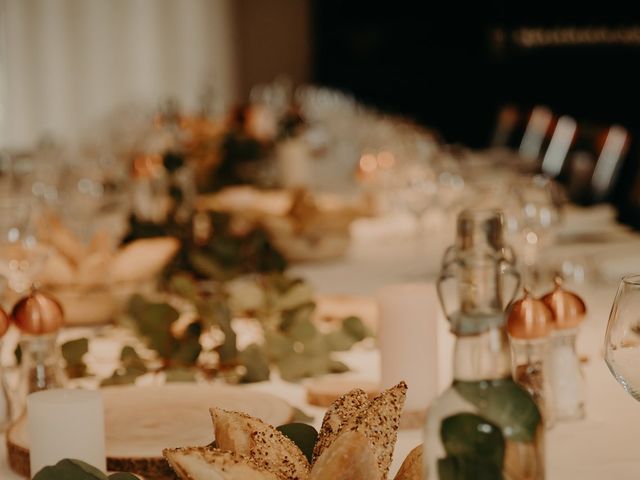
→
(507, 289, 554, 339)
(540, 277, 586, 329)
(0, 307, 9, 337)
(11, 290, 64, 335)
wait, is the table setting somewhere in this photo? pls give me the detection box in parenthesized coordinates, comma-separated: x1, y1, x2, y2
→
(0, 81, 640, 480)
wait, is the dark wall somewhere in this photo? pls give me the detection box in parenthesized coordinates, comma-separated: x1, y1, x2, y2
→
(311, 1, 640, 224)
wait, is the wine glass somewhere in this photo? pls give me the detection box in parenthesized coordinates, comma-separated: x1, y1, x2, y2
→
(604, 275, 640, 400)
(0, 195, 49, 298)
(511, 175, 562, 291)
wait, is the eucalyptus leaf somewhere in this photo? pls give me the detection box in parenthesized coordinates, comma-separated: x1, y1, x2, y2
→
(170, 322, 203, 366)
(276, 282, 314, 311)
(32, 458, 109, 480)
(169, 274, 199, 302)
(276, 423, 318, 464)
(165, 368, 198, 383)
(453, 379, 542, 442)
(62, 338, 89, 364)
(264, 331, 294, 360)
(440, 413, 505, 468)
(239, 344, 270, 383)
(100, 369, 143, 387)
(108, 473, 139, 480)
(437, 455, 503, 480)
(324, 330, 357, 351)
(120, 346, 148, 374)
(342, 316, 369, 341)
(277, 353, 311, 381)
(289, 317, 319, 343)
(328, 359, 349, 373)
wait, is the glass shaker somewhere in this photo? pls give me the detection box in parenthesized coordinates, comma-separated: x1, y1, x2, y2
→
(11, 290, 66, 413)
(541, 277, 586, 421)
(0, 307, 12, 431)
(507, 289, 555, 427)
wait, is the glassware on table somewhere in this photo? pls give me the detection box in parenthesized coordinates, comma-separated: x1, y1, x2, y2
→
(0, 195, 48, 298)
(424, 208, 545, 480)
(511, 175, 562, 292)
(604, 275, 640, 401)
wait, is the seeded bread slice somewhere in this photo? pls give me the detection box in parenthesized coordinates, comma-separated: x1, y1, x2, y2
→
(163, 447, 281, 480)
(393, 444, 423, 480)
(350, 381, 408, 479)
(210, 407, 310, 480)
(308, 430, 382, 480)
(312, 388, 369, 462)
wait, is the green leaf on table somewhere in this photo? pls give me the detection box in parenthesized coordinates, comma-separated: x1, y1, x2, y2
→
(62, 338, 90, 379)
(62, 338, 89, 364)
(275, 281, 315, 311)
(324, 330, 358, 351)
(169, 274, 200, 302)
(264, 331, 294, 360)
(120, 346, 148, 374)
(198, 298, 237, 365)
(453, 379, 542, 442)
(165, 367, 197, 383)
(127, 295, 180, 358)
(239, 343, 270, 383)
(342, 316, 370, 341)
(328, 359, 349, 374)
(170, 322, 203, 366)
(440, 413, 505, 468)
(279, 302, 316, 332)
(108, 473, 140, 480)
(276, 423, 318, 464)
(32, 458, 109, 480)
(100, 369, 143, 387)
(437, 454, 503, 480)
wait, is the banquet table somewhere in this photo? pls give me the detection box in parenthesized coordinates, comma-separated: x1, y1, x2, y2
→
(3, 206, 640, 479)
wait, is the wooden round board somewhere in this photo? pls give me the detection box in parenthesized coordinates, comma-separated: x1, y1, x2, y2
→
(7, 384, 293, 479)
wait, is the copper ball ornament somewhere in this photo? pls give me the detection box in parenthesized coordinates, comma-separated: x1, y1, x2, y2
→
(540, 277, 586, 330)
(0, 307, 9, 337)
(11, 290, 64, 335)
(507, 288, 554, 340)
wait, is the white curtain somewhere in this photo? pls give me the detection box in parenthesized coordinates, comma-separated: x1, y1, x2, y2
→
(0, 0, 239, 149)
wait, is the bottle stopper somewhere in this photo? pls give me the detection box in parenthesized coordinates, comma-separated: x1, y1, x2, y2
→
(540, 277, 586, 330)
(507, 288, 554, 340)
(11, 290, 64, 335)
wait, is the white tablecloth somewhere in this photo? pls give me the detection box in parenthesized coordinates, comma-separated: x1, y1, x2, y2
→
(3, 207, 640, 479)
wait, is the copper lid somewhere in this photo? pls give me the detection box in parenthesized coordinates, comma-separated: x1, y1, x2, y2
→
(540, 277, 586, 329)
(507, 289, 554, 339)
(0, 307, 9, 337)
(11, 290, 64, 335)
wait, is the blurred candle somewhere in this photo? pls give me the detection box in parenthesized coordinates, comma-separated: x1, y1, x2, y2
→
(377, 283, 444, 422)
(27, 389, 106, 477)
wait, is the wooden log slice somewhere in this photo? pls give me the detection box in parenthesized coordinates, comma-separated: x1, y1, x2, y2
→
(7, 384, 292, 479)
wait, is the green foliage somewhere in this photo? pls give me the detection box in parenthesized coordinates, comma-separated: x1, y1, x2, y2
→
(32, 459, 138, 480)
(61, 338, 89, 378)
(276, 423, 318, 464)
(101, 346, 148, 387)
(453, 379, 542, 443)
(440, 413, 505, 471)
(238, 344, 270, 383)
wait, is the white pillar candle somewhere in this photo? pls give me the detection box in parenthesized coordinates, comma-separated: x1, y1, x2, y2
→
(27, 389, 106, 477)
(377, 283, 448, 413)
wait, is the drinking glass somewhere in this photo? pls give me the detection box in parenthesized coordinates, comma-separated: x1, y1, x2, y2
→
(0, 196, 48, 297)
(604, 275, 640, 400)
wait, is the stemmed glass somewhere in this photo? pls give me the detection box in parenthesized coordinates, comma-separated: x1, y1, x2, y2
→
(0, 195, 48, 298)
(511, 175, 562, 291)
(604, 275, 640, 400)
